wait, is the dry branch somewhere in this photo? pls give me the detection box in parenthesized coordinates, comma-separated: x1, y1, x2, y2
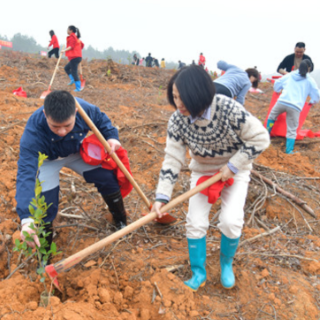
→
(251, 170, 316, 218)
(239, 226, 281, 247)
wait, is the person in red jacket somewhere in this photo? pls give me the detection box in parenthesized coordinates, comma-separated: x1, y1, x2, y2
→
(47, 30, 60, 58)
(61, 26, 84, 92)
(198, 53, 206, 68)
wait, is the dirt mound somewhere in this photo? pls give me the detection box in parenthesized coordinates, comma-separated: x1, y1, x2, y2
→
(0, 51, 320, 319)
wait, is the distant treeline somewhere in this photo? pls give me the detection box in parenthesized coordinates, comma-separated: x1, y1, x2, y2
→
(0, 33, 178, 69)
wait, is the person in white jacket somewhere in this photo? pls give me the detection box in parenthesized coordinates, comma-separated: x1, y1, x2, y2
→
(267, 59, 320, 154)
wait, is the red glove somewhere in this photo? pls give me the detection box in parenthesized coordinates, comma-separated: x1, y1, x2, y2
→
(196, 173, 234, 204)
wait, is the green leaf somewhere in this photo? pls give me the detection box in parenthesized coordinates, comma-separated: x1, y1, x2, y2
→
(34, 208, 43, 219)
(35, 186, 42, 197)
(15, 239, 21, 246)
(50, 242, 57, 252)
(39, 248, 47, 254)
(28, 205, 35, 215)
(40, 277, 45, 283)
(22, 231, 29, 237)
(37, 266, 45, 274)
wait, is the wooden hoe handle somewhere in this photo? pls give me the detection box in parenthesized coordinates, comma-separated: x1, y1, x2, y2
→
(74, 99, 152, 209)
(48, 45, 64, 89)
(51, 172, 222, 274)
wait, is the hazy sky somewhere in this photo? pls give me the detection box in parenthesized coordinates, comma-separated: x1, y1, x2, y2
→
(1, 0, 319, 74)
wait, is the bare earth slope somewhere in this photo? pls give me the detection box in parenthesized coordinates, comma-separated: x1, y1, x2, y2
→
(0, 51, 320, 320)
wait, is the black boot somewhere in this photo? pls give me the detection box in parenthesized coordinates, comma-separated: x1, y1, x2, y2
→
(102, 191, 127, 230)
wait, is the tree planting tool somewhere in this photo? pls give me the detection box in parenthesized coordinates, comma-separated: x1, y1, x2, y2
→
(74, 99, 176, 224)
(45, 172, 222, 290)
(40, 46, 65, 99)
(79, 63, 86, 90)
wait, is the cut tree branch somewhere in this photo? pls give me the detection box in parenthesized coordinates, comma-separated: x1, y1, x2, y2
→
(251, 170, 316, 219)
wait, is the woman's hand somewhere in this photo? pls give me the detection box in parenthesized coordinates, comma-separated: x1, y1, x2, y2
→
(151, 201, 166, 218)
(107, 139, 121, 155)
(219, 165, 235, 182)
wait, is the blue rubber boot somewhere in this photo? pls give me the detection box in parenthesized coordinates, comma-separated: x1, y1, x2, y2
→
(220, 233, 240, 289)
(285, 138, 295, 154)
(184, 237, 207, 291)
(67, 74, 75, 85)
(74, 81, 82, 92)
(266, 119, 275, 133)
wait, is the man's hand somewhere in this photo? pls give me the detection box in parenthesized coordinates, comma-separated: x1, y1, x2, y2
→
(21, 223, 40, 248)
(107, 139, 121, 155)
(219, 165, 235, 182)
(150, 201, 166, 219)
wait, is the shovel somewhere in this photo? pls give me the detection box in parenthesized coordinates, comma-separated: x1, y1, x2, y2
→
(79, 63, 86, 90)
(45, 172, 222, 291)
(74, 99, 176, 224)
(40, 46, 65, 99)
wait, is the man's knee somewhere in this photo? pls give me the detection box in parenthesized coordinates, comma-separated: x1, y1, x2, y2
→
(83, 168, 120, 195)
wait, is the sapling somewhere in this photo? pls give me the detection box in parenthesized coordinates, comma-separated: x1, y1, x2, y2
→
(13, 152, 61, 295)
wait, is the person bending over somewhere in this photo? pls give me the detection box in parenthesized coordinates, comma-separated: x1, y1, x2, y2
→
(214, 61, 260, 105)
(151, 66, 269, 291)
(16, 91, 128, 253)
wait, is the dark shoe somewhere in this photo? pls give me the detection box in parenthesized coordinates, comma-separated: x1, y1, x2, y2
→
(102, 191, 127, 230)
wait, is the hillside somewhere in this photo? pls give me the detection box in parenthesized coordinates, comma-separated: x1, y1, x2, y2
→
(0, 50, 320, 320)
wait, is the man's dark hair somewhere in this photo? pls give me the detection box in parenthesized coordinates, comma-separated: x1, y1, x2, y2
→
(44, 91, 76, 122)
(246, 68, 260, 88)
(49, 30, 55, 37)
(167, 65, 215, 118)
(295, 42, 305, 48)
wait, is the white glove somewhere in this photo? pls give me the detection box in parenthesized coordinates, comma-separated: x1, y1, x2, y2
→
(21, 223, 40, 248)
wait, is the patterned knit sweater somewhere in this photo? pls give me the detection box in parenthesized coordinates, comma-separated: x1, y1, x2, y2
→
(156, 94, 270, 199)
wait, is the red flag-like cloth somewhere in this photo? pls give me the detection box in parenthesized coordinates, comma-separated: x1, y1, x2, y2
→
(196, 173, 234, 204)
(80, 134, 133, 198)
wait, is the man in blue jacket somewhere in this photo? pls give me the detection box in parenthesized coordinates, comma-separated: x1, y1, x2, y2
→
(16, 91, 128, 249)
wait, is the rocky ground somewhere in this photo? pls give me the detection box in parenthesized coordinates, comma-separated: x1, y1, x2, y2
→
(0, 51, 320, 320)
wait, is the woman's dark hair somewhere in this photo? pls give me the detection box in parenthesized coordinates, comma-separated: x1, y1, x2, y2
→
(167, 65, 215, 118)
(44, 91, 76, 122)
(246, 68, 260, 88)
(295, 42, 305, 48)
(68, 25, 81, 39)
(299, 60, 311, 77)
(49, 30, 55, 37)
